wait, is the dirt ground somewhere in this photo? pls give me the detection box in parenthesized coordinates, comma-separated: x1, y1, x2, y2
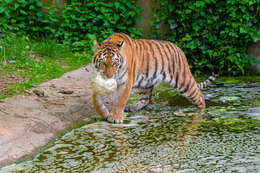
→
(0, 64, 110, 166)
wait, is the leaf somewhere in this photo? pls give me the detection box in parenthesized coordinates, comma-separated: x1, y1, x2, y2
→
(185, 9, 192, 14)
(36, 1, 43, 7)
(87, 34, 96, 41)
(115, 2, 120, 9)
(5, 0, 12, 3)
(14, 3, 20, 10)
(248, 56, 260, 65)
(19, 9, 27, 15)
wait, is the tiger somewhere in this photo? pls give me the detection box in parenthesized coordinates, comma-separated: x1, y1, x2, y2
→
(92, 33, 218, 124)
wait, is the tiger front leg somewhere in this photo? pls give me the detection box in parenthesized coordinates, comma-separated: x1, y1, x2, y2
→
(107, 80, 133, 124)
(124, 87, 153, 112)
(93, 91, 109, 119)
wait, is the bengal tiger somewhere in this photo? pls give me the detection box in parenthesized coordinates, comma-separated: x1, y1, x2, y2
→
(92, 33, 218, 124)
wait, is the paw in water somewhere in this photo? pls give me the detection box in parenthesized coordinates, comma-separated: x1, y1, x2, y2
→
(106, 116, 123, 124)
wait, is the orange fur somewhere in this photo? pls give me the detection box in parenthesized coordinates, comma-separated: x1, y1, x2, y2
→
(93, 33, 218, 123)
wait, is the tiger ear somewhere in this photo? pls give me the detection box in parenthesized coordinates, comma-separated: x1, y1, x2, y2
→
(116, 41, 125, 50)
(117, 41, 125, 53)
(93, 40, 99, 52)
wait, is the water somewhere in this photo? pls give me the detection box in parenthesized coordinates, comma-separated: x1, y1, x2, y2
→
(1, 81, 260, 173)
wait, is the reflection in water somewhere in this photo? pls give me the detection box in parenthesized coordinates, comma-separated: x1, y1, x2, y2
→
(1, 83, 260, 172)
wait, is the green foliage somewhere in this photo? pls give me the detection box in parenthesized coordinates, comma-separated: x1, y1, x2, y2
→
(0, 33, 75, 62)
(216, 76, 260, 84)
(0, 0, 142, 51)
(32, 39, 73, 58)
(0, 33, 32, 64)
(152, 0, 260, 75)
(0, 34, 92, 100)
(47, 0, 142, 46)
(0, 0, 45, 36)
(199, 116, 260, 134)
(1, 0, 259, 75)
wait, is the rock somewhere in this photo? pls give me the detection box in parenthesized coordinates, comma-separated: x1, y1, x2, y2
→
(58, 89, 74, 94)
(33, 89, 44, 97)
(0, 65, 114, 166)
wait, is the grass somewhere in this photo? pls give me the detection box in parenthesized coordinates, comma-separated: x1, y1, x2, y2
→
(0, 33, 92, 100)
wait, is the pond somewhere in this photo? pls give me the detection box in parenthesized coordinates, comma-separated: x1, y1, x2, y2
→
(1, 79, 260, 172)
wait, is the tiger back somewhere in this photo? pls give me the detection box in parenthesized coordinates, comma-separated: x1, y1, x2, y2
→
(93, 33, 218, 123)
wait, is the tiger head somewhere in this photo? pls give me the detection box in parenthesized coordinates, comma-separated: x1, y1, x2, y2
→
(93, 40, 125, 79)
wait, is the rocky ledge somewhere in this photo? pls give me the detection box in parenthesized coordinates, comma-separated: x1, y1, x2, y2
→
(0, 64, 106, 166)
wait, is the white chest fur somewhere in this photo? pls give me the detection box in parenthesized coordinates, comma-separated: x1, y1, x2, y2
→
(92, 72, 117, 96)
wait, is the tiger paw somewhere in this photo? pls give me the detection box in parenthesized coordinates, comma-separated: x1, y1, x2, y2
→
(106, 115, 123, 124)
(124, 106, 134, 112)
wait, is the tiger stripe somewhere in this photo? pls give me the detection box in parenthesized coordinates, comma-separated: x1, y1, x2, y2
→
(93, 33, 218, 123)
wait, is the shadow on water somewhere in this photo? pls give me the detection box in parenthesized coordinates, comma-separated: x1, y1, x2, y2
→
(1, 80, 260, 172)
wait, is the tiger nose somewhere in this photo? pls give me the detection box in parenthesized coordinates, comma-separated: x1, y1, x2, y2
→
(106, 73, 114, 78)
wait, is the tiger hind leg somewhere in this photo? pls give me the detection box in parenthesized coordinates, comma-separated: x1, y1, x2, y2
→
(124, 87, 153, 112)
(170, 76, 206, 109)
(184, 87, 206, 109)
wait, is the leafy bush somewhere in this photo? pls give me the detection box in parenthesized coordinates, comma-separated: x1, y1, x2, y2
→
(1, 0, 259, 75)
(0, 0, 142, 51)
(152, 0, 260, 75)
(47, 0, 142, 48)
(0, 0, 46, 36)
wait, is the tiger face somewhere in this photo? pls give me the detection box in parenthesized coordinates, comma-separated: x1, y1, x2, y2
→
(93, 40, 124, 79)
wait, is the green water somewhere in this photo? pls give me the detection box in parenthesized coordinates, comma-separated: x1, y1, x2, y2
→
(1, 80, 260, 173)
